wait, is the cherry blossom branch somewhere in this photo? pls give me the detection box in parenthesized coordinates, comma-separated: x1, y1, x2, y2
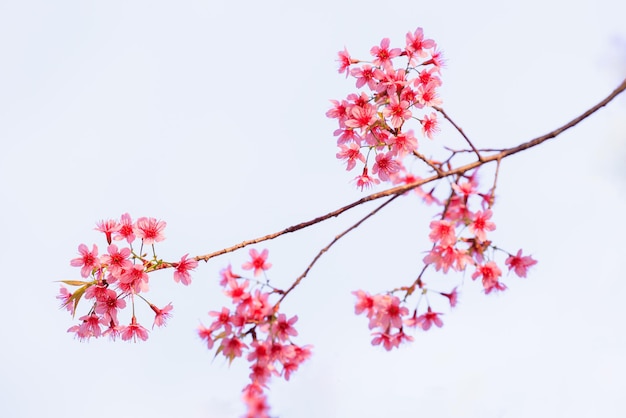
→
(183, 77, 625, 267)
(274, 195, 401, 307)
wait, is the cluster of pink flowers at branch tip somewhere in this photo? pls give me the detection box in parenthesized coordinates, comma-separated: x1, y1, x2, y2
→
(353, 171, 537, 350)
(57, 214, 198, 342)
(198, 249, 312, 418)
(327, 27, 444, 190)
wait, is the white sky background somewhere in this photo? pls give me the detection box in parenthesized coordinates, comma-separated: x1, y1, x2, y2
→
(1, 1, 625, 417)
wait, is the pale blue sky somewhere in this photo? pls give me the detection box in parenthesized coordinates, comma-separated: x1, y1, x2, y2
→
(1, 1, 625, 417)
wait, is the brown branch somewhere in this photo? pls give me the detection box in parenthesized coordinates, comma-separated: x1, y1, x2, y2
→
(186, 77, 626, 265)
(433, 105, 483, 161)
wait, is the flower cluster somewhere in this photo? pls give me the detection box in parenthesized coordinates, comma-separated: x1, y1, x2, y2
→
(58, 214, 198, 341)
(424, 172, 537, 293)
(327, 28, 444, 189)
(353, 171, 537, 350)
(198, 249, 312, 418)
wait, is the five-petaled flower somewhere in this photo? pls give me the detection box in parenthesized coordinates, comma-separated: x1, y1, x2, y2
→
(242, 249, 272, 277)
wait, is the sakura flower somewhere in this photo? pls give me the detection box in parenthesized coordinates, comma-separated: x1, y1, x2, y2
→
(221, 336, 248, 359)
(382, 94, 411, 129)
(95, 219, 120, 245)
(405, 27, 435, 61)
(372, 151, 401, 182)
(354, 167, 380, 190)
(389, 131, 418, 157)
(505, 249, 538, 278)
(472, 261, 505, 294)
(150, 302, 173, 328)
(135, 217, 166, 245)
(119, 264, 149, 293)
(350, 64, 378, 90)
(70, 244, 100, 278)
(371, 331, 397, 351)
(469, 209, 496, 242)
(241, 249, 272, 277)
(416, 81, 442, 107)
(412, 308, 444, 331)
(344, 103, 378, 132)
(57, 287, 74, 312)
(337, 47, 358, 77)
(208, 307, 233, 333)
(197, 325, 215, 349)
(336, 142, 365, 171)
(441, 287, 459, 308)
(95, 289, 126, 325)
(114, 213, 136, 244)
(353, 290, 376, 317)
(372, 295, 408, 330)
(370, 37, 401, 68)
(121, 316, 149, 341)
(421, 112, 440, 139)
(428, 220, 456, 246)
(100, 244, 132, 279)
(423, 244, 469, 273)
(173, 253, 198, 285)
(270, 314, 299, 342)
(219, 264, 241, 286)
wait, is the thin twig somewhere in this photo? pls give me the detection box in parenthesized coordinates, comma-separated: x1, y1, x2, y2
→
(433, 105, 484, 161)
(412, 150, 444, 175)
(274, 195, 401, 307)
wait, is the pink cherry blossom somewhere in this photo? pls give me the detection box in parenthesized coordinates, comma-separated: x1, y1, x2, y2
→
(271, 314, 299, 342)
(221, 336, 247, 359)
(242, 249, 272, 277)
(373, 295, 408, 330)
(57, 287, 74, 312)
(428, 220, 456, 246)
(353, 290, 376, 317)
(100, 244, 132, 279)
(150, 302, 173, 328)
(114, 213, 136, 244)
(405, 27, 435, 60)
(119, 264, 149, 293)
(417, 81, 442, 107)
(354, 167, 380, 190)
(412, 308, 444, 331)
(370, 37, 401, 68)
(336, 142, 365, 171)
(219, 264, 241, 286)
(208, 307, 233, 334)
(423, 244, 470, 273)
(135, 217, 166, 245)
(441, 287, 459, 308)
(95, 219, 120, 245)
(505, 249, 538, 278)
(337, 47, 358, 77)
(372, 151, 401, 181)
(95, 289, 126, 325)
(173, 253, 198, 285)
(469, 209, 496, 242)
(382, 94, 411, 129)
(421, 112, 439, 139)
(472, 261, 505, 294)
(197, 325, 215, 349)
(70, 244, 100, 278)
(351, 64, 378, 90)
(121, 316, 149, 341)
(344, 103, 378, 131)
(389, 131, 418, 157)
